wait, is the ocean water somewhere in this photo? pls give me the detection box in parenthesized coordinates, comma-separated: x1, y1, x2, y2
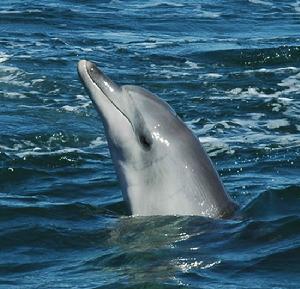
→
(0, 0, 300, 288)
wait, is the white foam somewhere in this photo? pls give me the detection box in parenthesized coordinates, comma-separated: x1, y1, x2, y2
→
(185, 108, 299, 157)
(249, 0, 273, 6)
(226, 85, 293, 103)
(159, 69, 190, 79)
(144, 42, 158, 49)
(61, 101, 90, 113)
(199, 73, 223, 79)
(76, 94, 89, 101)
(229, 88, 242, 95)
(199, 136, 235, 156)
(199, 130, 299, 154)
(259, 67, 299, 73)
(0, 52, 10, 63)
(278, 72, 300, 93)
(131, 38, 173, 49)
(26, 9, 42, 13)
(3, 92, 27, 99)
(89, 137, 107, 148)
(292, 1, 300, 13)
(196, 11, 221, 19)
(137, 2, 184, 9)
(62, 105, 78, 112)
(0, 68, 30, 88)
(266, 119, 290, 130)
(188, 4, 220, 18)
(81, 47, 93, 52)
(16, 148, 84, 159)
(185, 60, 201, 69)
(0, 9, 42, 14)
(31, 78, 45, 85)
(0, 144, 23, 152)
(187, 67, 300, 156)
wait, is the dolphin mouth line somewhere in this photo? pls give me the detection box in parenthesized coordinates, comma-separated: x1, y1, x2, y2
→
(83, 60, 133, 129)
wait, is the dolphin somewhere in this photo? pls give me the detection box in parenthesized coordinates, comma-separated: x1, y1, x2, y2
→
(77, 60, 238, 218)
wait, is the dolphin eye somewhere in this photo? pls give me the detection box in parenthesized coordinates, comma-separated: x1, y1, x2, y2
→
(139, 134, 152, 150)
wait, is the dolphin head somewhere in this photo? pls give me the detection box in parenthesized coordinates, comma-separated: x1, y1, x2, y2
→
(77, 60, 183, 166)
(77, 60, 237, 217)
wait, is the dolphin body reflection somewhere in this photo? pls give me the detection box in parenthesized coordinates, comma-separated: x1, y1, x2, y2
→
(77, 60, 238, 218)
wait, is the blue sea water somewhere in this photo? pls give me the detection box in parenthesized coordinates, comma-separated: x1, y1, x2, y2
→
(0, 0, 300, 288)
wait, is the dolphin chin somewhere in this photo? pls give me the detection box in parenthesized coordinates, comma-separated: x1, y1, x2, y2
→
(77, 60, 238, 218)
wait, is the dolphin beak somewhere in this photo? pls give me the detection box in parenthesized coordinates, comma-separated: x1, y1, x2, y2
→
(77, 60, 133, 131)
(77, 60, 121, 98)
(77, 59, 123, 115)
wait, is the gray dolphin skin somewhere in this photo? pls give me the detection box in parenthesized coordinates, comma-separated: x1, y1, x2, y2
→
(77, 60, 238, 218)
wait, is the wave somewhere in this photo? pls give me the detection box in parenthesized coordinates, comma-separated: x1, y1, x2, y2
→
(0, 222, 112, 251)
(188, 46, 300, 68)
(244, 185, 300, 219)
(136, 2, 185, 9)
(0, 186, 299, 286)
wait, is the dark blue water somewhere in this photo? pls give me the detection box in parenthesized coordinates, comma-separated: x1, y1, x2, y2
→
(1, 0, 300, 288)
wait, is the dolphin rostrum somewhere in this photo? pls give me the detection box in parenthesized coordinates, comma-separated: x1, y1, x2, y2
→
(77, 60, 238, 218)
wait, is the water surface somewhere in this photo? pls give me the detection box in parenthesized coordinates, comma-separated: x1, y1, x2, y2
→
(0, 0, 300, 288)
